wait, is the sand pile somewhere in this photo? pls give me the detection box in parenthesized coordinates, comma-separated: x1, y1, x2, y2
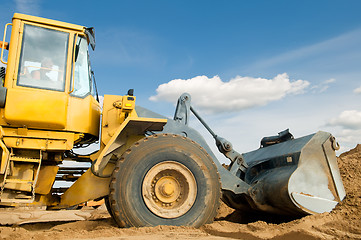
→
(0, 145, 360, 240)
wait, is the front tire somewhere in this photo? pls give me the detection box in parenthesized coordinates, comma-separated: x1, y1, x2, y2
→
(109, 134, 221, 227)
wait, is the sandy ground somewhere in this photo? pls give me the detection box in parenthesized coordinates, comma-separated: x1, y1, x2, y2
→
(0, 144, 360, 240)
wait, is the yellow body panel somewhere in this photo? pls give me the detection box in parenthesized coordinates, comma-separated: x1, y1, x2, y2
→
(2, 127, 75, 150)
(101, 95, 133, 145)
(4, 88, 68, 129)
(59, 164, 114, 208)
(66, 95, 101, 138)
(35, 165, 59, 194)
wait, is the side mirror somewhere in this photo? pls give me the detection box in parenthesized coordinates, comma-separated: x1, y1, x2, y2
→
(85, 27, 96, 51)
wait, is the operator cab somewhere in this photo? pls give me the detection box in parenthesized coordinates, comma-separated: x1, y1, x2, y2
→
(0, 13, 101, 143)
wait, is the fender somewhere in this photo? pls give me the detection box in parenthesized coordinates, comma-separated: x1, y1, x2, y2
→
(92, 116, 167, 177)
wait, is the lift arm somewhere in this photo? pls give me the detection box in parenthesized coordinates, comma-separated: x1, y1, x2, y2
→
(173, 93, 248, 172)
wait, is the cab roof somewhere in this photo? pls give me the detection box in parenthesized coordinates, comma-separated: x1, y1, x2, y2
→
(13, 13, 85, 32)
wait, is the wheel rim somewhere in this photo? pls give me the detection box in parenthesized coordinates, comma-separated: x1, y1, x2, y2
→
(142, 161, 197, 218)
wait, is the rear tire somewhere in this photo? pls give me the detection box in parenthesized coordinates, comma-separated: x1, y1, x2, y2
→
(109, 134, 221, 227)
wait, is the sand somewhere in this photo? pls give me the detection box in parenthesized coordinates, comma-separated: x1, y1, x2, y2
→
(0, 144, 360, 240)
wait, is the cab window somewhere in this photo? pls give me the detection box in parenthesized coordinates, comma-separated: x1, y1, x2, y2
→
(17, 24, 68, 91)
(71, 36, 92, 98)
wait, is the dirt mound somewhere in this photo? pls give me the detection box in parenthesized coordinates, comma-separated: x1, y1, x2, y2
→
(0, 144, 360, 240)
(339, 144, 361, 158)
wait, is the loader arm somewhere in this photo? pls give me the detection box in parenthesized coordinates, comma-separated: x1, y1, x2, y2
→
(173, 93, 248, 173)
(165, 93, 346, 216)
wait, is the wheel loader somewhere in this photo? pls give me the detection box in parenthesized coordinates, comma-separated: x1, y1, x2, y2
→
(0, 13, 345, 227)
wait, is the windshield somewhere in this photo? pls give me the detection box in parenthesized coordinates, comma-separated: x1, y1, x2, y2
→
(17, 24, 68, 91)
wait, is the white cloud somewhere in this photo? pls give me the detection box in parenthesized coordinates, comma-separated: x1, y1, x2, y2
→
(327, 110, 361, 130)
(150, 73, 309, 114)
(323, 78, 337, 84)
(311, 78, 336, 93)
(335, 129, 361, 144)
(354, 86, 361, 94)
(322, 110, 361, 153)
(15, 0, 40, 15)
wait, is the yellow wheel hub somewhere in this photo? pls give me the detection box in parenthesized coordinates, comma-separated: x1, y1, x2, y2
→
(142, 161, 197, 218)
(155, 176, 180, 203)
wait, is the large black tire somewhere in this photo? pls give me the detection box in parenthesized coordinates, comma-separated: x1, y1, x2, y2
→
(104, 196, 116, 220)
(109, 133, 221, 227)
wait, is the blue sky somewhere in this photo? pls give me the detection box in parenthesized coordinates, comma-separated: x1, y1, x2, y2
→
(1, 0, 360, 158)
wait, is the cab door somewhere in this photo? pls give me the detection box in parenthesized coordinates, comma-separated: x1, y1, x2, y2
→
(4, 22, 70, 130)
(66, 35, 100, 138)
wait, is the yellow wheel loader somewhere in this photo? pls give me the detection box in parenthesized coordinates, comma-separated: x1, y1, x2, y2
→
(0, 13, 345, 227)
